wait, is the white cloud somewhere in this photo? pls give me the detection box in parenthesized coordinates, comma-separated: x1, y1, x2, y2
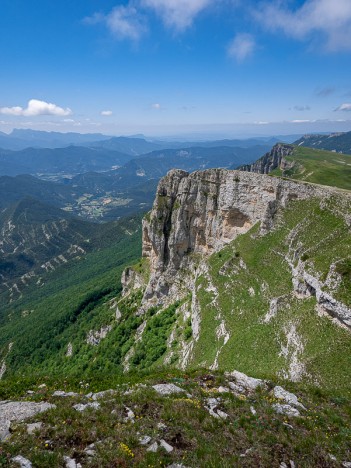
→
(101, 110, 113, 116)
(228, 33, 255, 61)
(255, 0, 351, 52)
(141, 0, 213, 31)
(85, 5, 146, 41)
(335, 103, 351, 111)
(107, 5, 146, 40)
(0, 99, 72, 117)
(292, 119, 312, 123)
(151, 103, 162, 110)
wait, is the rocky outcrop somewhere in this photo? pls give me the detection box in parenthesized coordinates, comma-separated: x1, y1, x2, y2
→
(239, 143, 294, 174)
(0, 401, 55, 441)
(291, 261, 351, 329)
(141, 168, 335, 302)
(86, 325, 112, 346)
(121, 267, 145, 296)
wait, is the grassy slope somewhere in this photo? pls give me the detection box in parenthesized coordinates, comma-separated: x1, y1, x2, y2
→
(0, 218, 143, 377)
(271, 145, 351, 190)
(0, 369, 351, 467)
(2, 144, 351, 388)
(192, 196, 351, 392)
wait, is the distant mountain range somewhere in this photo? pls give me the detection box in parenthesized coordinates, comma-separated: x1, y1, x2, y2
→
(0, 144, 271, 222)
(0, 129, 110, 150)
(0, 146, 132, 177)
(294, 131, 351, 154)
(0, 128, 301, 151)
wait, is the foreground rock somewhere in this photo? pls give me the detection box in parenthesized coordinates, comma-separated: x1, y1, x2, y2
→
(12, 455, 32, 467)
(273, 386, 306, 409)
(0, 401, 55, 441)
(273, 403, 301, 417)
(152, 383, 185, 395)
(226, 370, 267, 394)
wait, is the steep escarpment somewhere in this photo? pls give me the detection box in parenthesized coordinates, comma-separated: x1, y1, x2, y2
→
(239, 143, 294, 174)
(141, 168, 335, 302)
(119, 168, 351, 388)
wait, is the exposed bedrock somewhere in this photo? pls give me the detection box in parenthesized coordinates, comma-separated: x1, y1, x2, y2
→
(141, 168, 334, 301)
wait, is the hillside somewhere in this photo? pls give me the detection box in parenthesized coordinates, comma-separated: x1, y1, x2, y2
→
(0, 146, 132, 177)
(0, 211, 143, 374)
(0, 166, 350, 467)
(1, 168, 350, 389)
(103, 145, 268, 192)
(0, 144, 266, 223)
(240, 143, 351, 190)
(294, 131, 351, 154)
(0, 164, 351, 466)
(0, 175, 76, 211)
(0, 199, 143, 303)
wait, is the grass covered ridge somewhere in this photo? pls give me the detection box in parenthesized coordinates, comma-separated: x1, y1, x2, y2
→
(271, 145, 351, 190)
(192, 196, 351, 391)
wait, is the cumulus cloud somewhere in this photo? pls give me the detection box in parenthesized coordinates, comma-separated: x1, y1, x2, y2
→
(255, 0, 351, 52)
(141, 0, 213, 31)
(85, 5, 147, 41)
(334, 103, 351, 112)
(101, 110, 113, 116)
(0, 99, 72, 117)
(294, 105, 310, 111)
(228, 33, 255, 61)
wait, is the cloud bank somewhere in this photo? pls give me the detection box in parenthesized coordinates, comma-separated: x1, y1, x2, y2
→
(86, 0, 215, 39)
(335, 103, 351, 112)
(141, 0, 213, 31)
(255, 0, 351, 52)
(0, 99, 72, 117)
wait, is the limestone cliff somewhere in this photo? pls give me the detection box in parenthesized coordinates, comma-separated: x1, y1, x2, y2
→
(141, 168, 335, 302)
(239, 143, 294, 174)
(119, 168, 351, 383)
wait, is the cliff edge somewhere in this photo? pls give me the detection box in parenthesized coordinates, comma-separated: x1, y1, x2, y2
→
(141, 168, 337, 302)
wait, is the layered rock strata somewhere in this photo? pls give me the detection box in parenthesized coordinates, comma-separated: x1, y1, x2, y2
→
(141, 168, 335, 302)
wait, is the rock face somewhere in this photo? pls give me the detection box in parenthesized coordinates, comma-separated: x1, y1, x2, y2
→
(239, 143, 294, 174)
(0, 401, 55, 441)
(142, 168, 332, 302)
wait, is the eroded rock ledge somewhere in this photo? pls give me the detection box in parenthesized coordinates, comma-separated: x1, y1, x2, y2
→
(239, 143, 294, 174)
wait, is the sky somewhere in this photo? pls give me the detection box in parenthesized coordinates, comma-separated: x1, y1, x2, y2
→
(1, 0, 351, 138)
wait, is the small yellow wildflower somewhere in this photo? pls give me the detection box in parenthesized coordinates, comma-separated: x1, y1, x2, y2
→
(120, 442, 135, 458)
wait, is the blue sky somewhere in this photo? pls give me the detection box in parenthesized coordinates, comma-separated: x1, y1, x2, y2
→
(1, 0, 351, 138)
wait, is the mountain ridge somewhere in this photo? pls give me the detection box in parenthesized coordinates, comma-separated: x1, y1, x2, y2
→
(114, 167, 351, 388)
